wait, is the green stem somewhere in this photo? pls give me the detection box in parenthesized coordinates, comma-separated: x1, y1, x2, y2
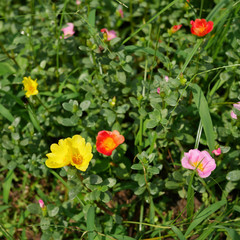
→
(35, 95, 50, 112)
(49, 169, 85, 207)
(199, 178, 216, 203)
(123, 221, 170, 229)
(0, 41, 19, 68)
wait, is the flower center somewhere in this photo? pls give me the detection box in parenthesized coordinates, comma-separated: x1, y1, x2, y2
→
(191, 161, 204, 171)
(29, 85, 35, 93)
(103, 137, 116, 151)
(72, 154, 83, 165)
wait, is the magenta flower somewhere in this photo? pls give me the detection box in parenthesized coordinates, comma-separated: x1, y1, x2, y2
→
(181, 149, 216, 178)
(212, 148, 221, 156)
(157, 88, 161, 94)
(61, 23, 75, 39)
(38, 199, 45, 208)
(101, 28, 117, 41)
(76, 0, 81, 4)
(119, 9, 124, 18)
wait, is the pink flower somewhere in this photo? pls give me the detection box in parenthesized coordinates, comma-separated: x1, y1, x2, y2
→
(119, 9, 124, 18)
(233, 102, 240, 111)
(231, 102, 240, 119)
(157, 88, 161, 94)
(231, 111, 237, 119)
(61, 23, 75, 39)
(212, 148, 221, 156)
(181, 149, 216, 178)
(101, 28, 117, 41)
(38, 199, 45, 208)
(165, 76, 169, 82)
(76, 0, 81, 4)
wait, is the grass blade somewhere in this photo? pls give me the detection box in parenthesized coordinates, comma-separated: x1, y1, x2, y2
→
(191, 83, 215, 151)
(171, 225, 186, 240)
(187, 171, 195, 220)
(87, 206, 96, 240)
(3, 170, 14, 204)
(122, 0, 178, 45)
(184, 199, 227, 237)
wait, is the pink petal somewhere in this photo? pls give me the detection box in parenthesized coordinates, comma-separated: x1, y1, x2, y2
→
(231, 111, 237, 119)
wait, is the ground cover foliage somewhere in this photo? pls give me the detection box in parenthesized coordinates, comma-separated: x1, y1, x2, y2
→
(0, 0, 240, 239)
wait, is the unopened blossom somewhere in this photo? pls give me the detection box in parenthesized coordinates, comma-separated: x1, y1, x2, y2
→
(38, 199, 45, 208)
(46, 135, 93, 171)
(165, 76, 169, 82)
(181, 149, 216, 178)
(119, 9, 124, 18)
(190, 19, 214, 37)
(96, 130, 125, 156)
(22, 76, 38, 98)
(157, 88, 161, 94)
(76, 0, 81, 5)
(170, 24, 182, 34)
(212, 148, 221, 156)
(61, 23, 75, 39)
(101, 28, 117, 41)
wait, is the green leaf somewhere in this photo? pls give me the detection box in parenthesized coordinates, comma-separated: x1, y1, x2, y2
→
(0, 205, 9, 213)
(27, 203, 41, 214)
(88, 9, 96, 28)
(112, 235, 135, 240)
(165, 181, 180, 190)
(176, 39, 203, 78)
(226, 170, 240, 182)
(117, 71, 127, 85)
(214, 225, 240, 240)
(148, 166, 159, 175)
(3, 170, 14, 204)
(0, 62, 16, 75)
(83, 174, 103, 185)
(0, 103, 14, 122)
(40, 218, 51, 231)
(27, 105, 42, 133)
(87, 206, 95, 240)
(184, 199, 227, 237)
(146, 119, 158, 129)
(191, 83, 215, 151)
(131, 163, 143, 170)
(125, 46, 165, 62)
(47, 204, 59, 217)
(171, 225, 186, 240)
(100, 191, 111, 203)
(80, 100, 91, 111)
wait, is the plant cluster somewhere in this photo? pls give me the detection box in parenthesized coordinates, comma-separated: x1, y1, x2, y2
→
(0, 0, 240, 239)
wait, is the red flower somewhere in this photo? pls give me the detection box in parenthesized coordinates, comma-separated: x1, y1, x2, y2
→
(171, 24, 182, 34)
(96, 130, 125, 156)
(190, 19, 213, 37)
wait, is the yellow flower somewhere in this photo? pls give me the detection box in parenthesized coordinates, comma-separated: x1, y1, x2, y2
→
(22, 76, 38, 98)
(45, 135, 93, 171)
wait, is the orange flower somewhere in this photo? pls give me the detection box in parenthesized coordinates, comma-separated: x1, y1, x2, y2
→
(96, 130, 125, 156)
(190, 19, 213, 37)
